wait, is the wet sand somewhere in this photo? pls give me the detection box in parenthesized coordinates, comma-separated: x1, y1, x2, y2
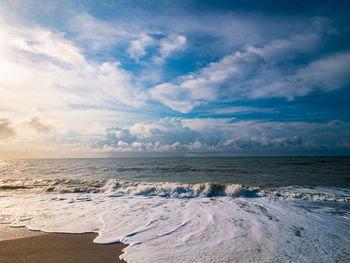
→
(0, 226, 127, 263)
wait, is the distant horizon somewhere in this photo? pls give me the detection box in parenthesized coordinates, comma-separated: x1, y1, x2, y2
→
(2, 154, 350, 161)
(0, 0, 349, 158)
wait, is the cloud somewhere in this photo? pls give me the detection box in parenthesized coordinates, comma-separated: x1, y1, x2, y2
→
(25, 116, 54, 134)
(154, 34, 186, 63)
(337, 139, 350, 148)
(150, 51, 262, 112)
(93, 118, 200, 150)
(0, 15, 147, 117)
(11, 28, 85, 65)
(160, 34, 186, 57)
(0, 118, 16, 137)
(211, 106, 273, 115)
(248, 52, 350, 100)
(246, 23, 323, 61)
(223, 135, 325, 151)
(93, 127, 137, 148)
(294, 52, 350, 92)
(128, 34, 154, 61)
(90, 118, 348, 154)
(70, 13, 132, 51)
(150, 30, 350, 112)
(150, 83, 200, 113)
(0, 2, 349, 157)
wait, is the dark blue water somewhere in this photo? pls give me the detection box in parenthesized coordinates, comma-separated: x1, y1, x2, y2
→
(1, 157, 349, 188)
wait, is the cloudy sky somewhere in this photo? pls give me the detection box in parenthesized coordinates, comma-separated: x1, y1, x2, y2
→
(0, 0, 349, 158)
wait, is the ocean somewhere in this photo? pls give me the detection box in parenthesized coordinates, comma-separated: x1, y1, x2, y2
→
(0, 157, 349, 262)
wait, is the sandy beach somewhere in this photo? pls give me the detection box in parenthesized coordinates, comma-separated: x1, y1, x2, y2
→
(0, 225, 127, 263)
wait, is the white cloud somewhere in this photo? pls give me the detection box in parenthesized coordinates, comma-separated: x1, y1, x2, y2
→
(90, 118, 349, 154)
(70, 13, 132, 51)
(160, 34, 186, 57)
(0, 15, 147, 114)
(129, 122, 159, 139)
(150, 83, 200, 113)
(247, 51, 350, 99)
(150, 51, 258, 112)
(150, 31, 350, 112)
(128, 34, 154, 61)
(154, 34, 186, 64)
(295, 52, 350, 91)
(246, 31, 321, 62)
(211, 106, 273, 115)
(0, 13, 152, 157)
(11, 29, 85, 65)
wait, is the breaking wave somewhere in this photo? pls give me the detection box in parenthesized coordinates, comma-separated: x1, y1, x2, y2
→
(1, 178, 349, 201)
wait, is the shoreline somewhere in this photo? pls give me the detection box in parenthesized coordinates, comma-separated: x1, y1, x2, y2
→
(0, 225, 127, 263)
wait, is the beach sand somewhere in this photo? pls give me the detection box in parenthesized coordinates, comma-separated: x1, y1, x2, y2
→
(0, 225, 127, 263)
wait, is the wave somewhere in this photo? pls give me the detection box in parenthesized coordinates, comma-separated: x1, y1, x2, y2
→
(102, 180, 257, 198)
(0, 178, 349, 201)
(110, 166, 238, 172)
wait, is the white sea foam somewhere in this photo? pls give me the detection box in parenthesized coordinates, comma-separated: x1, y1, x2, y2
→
(0, 189, 349, 262)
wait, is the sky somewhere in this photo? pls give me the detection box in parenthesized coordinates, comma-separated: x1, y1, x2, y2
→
(0, 0, 349, 158)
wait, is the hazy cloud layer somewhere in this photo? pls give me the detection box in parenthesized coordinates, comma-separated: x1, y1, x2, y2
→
(0, 118, 16, 138)
(25, 116, 54, 134)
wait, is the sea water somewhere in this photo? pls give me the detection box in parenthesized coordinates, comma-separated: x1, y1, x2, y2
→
(0, 157, 349, 262)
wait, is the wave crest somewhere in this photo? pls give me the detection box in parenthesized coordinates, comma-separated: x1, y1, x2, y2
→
(1, 178, 349, 201)
(102, 180, 256, 198)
